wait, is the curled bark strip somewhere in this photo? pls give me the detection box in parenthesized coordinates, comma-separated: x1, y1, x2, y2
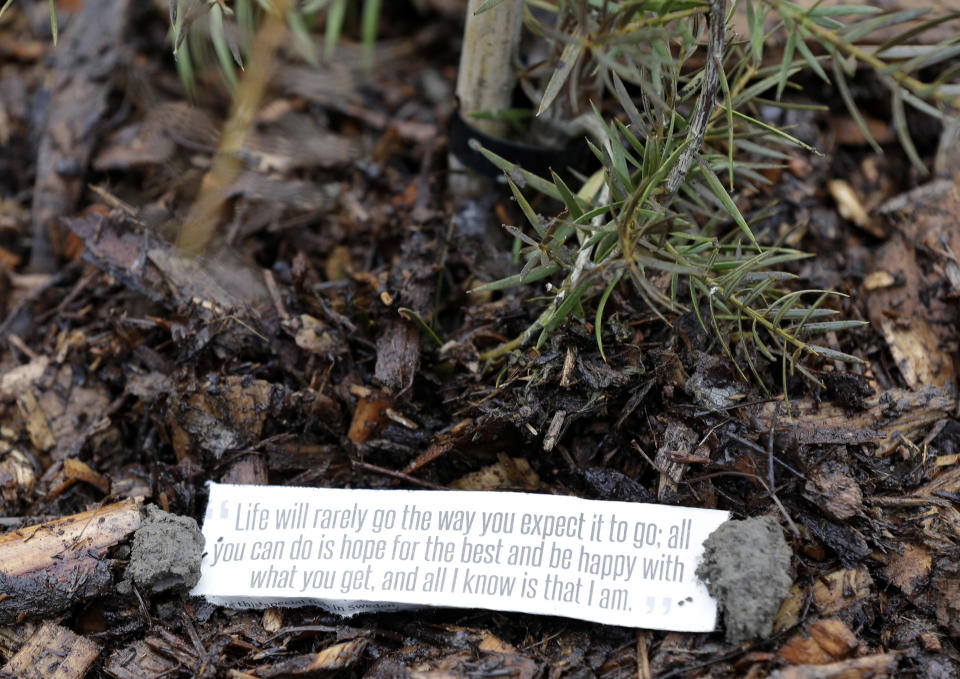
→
(666, 0, 727, 195)
(29, 0, 132, 272)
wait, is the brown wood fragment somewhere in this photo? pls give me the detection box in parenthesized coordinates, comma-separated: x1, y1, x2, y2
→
(65, 211, 268, 317)
(654, 419, 697, 498)
(756, 386, 955, 455)
(828, 179, 883, 238)
(402, 418, 476, 474)
(918, 631, 942, 653)
(779, 618, 858, 665)
(374, 202, 437, 392)
(0, 448, 36, 506)
(773, 584, 806, 633)
(102, 638, 180, 679)
(0, 499, 142, 624)
(375, 318, 421, 392)
(16, 390, 55, 452)
(451, 455, 541, 491)
(812, 568, 873, 616)
(0, 621, 100, 679)
(175, 376, 274, 459)
(221, 453, 269, 485)
(803, 458, 862, 521)
(254, 638, 368, 677)
(884, 543, 932, 596)
(347, 394, 393, 445)
(930, 558, 960, 636)
(63, 457, 111, 495)
(407, 649, 538, 679)
(29, 0, 132, 271)
(769, 652, 899, 679)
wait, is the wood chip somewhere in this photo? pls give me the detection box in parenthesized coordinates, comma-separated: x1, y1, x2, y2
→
(1, 622, 100, 679)
(812, 567, 873, 615)
(769, 652, 899, 679)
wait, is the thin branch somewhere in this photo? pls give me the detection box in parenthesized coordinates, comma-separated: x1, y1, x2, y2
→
(665, 0, 727, 194)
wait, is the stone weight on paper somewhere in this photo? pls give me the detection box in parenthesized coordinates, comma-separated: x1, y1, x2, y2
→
(696, 515, 792, 644)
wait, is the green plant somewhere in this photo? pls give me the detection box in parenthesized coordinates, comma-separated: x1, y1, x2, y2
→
(168, 0, 382, 93)
(471, 0, 958, 392)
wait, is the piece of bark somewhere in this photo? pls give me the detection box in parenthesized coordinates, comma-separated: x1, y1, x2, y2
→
(221, 453, 269, 485)
(65, 211, 270, 327)
(930, 557, 960, 636)
(778, 618, 859, 665)
(654, 419, 698, 498)
(347, 394, 393, 445)
(812, 567, 873, 616)
(0, 622, 100, 679)
(866, 179, 960, 389)
(769, 652, 899, 679)
(884, 543, 932, 596)
(450, 455, 542, 491)
(803, 457, 862, 521)
(374, 222, 437, 392)
(29, 0, 132, 271)
(253, 638, 368, 677)
(0, 499, 142, 624)
(756, 386, 955, 456)
(102, 638, 180, 679)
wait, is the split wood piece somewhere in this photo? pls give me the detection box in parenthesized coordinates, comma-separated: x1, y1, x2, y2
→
(347, 391, 393, 446)
(402, 418, 520, 476)
(172, 375, 275, 460)
(0, 623, 37, 666)
(102, 638, 180, 679)
(755, 386, 955, 456)
(803, 456, 862, 521)
(252, 638, 368, 677)
(29, 0, 132, 272)
(883, 542, 932, 597)
(0, 499, 142, 624)
(0, 622, 100, 679)
(374, 194, 439, 392)
(65, 211, 266, 317)
(450, 454, 542, 491)
(654, 419, 705, 499)
(778, 618, 859, 665)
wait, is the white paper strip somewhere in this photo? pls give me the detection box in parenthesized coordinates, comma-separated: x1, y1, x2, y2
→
(191, 483, 730, 631)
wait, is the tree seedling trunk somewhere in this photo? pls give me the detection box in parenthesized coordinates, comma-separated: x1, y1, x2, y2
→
(449, 0, 523, 198)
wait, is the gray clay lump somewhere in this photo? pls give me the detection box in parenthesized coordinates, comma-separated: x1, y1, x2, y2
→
(696, 515, 792, 644)
(126, 505, 205, 593)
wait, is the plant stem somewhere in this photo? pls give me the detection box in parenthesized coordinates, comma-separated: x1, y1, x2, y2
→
(176, 0, 291, 256)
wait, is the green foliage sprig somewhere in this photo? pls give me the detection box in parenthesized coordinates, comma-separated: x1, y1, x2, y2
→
(168, 0, 382, 94)
(473, 0, 958, 391)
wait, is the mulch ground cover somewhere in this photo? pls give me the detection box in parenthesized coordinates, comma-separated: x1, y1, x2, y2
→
(1, 1, 959, 677)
